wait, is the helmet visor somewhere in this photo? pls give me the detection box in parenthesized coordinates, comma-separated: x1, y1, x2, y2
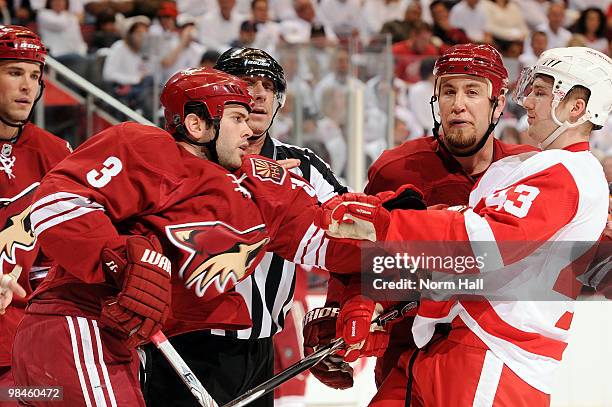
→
(513, 66, 535, 107)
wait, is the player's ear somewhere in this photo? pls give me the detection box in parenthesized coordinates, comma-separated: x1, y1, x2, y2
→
(494, 94, 506, 120)
(184, 113, 213, 143)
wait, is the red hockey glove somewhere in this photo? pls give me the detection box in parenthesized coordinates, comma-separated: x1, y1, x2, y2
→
(99, 235, 172, 348)
(303, 306, 354, 389)
(336, 295, 389, 362)
(317, 185, 425, 242)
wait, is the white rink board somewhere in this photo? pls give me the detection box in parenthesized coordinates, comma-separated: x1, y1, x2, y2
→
(301, 296, 611, 407)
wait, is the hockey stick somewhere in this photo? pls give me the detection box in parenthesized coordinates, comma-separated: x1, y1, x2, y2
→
(221, 337, 346, 407)
(222, 301, 418, 407)
(150, 331, 219, 407)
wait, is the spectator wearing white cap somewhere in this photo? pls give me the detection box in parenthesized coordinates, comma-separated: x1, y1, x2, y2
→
(102, 15, 154, 118)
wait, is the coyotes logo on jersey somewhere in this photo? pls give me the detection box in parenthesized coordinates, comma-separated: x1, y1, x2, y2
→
(250, 157, 286, 185)
(166, 221, 270, 298)
(0, 183, 39, 269)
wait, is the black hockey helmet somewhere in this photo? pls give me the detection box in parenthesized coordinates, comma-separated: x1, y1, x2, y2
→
(214, 47, 286, 107)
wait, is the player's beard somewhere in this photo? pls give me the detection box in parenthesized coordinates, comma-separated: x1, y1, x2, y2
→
(443, 128, 478, 153)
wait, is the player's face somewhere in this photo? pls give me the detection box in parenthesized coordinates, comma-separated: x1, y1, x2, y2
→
(521, 76, 557, 143)
(438, 76, 495, 154)
(0, 61, 41, 124)
(241, 75, 276, 137)
(216, 104, 253, 170)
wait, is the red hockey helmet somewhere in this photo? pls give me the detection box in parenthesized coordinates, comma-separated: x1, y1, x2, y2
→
(161, 67, 254, 134)
(433, 43, 508, 99)
(0, 25, 47, 65)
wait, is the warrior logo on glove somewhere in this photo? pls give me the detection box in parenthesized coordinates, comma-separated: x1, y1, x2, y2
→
(167, 221, 270, 297)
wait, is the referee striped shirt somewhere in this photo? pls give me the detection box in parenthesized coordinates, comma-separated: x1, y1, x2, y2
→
(210, 136, 348, 339)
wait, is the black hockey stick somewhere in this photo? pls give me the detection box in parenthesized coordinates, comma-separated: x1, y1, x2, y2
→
(221, 301, 417, 407)
(150, 331, 219, 407)
(221, 337, 345, 407)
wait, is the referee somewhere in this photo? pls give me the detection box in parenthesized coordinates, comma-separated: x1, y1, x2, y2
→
(144, 48, 348, 407)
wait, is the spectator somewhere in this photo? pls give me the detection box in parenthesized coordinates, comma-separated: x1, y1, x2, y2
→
(0, 0, 11, 25)
(429, 0, 470, 46)
(392, 21, 441, 81)
(85, 0, 134, 19)
(176, 0, 212, 17)
(279, 0, 337, 45)
(519, 30, 547, 68)
(381, 0, 424, 44)
(318, 0, 363, 39)
(538, 2, 572, 49)
(482, 0, 530, 42)
(231, 20, 258, 47)
(158, 14, 205, 82)
(102, 15, 154, 118)
(314, 48, 359, 107)
(90, 10, 121, 52)
(197, 0, 247, 52)
(199, 49, 221, 67)
(36, 0, 88, 77)
(573, 7, 608, 53)
(251, 0, 281, 55)
(316, 85, 348, 175)
(449, 0, 491, 43)
(407, 56, 436, 136)
(514, 0, 549, 30)
(362, 0, 409, 39)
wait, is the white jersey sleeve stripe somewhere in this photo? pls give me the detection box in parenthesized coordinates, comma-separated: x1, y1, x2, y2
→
(472, 350, 504, 407)
(31, 194, 104, 236)
(463, 209, 505, 272)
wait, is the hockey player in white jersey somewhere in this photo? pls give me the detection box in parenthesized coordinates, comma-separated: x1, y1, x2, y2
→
(318, 47, 612, 406)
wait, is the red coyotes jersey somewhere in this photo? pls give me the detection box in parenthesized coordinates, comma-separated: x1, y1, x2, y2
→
(28, 122, 355, 337)
(386, 143, 608, 393)
(0, 123, 71, 366)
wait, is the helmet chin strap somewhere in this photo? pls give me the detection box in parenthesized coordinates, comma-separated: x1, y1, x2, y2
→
(250, 100, 281, 140)
(429, 95, 502, 157)
(538, 99, 589, 150)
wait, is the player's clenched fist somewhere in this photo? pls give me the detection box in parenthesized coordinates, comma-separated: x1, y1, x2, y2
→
(316, 184, 425, 242)
(99, 235, 172, 347)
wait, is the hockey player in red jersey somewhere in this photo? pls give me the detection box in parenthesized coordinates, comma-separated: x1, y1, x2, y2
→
(303, 44, 537, 391)
(319, 47, 611, 406)
(0, 26, 71, 405)
(10, 67, 359, 406)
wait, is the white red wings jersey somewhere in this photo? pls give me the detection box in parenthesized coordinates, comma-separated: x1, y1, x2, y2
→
(28, 122, 354, 336)
(384, 142, 608, 394)
(0, 123, 71, 366)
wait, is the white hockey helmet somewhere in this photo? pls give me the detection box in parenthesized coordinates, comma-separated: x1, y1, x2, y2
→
(514, 47, 612, 148)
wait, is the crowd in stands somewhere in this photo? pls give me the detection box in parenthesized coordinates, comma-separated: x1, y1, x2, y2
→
(2, 0, 611, 181)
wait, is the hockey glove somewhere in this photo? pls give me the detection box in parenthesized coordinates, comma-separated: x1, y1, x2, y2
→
(336, 295, 389, 363)
(99, 235, 172, 348)
(318, 184, 425, 242)
(303, 306, 354, 389)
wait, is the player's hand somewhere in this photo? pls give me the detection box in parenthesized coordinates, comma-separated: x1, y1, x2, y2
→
(0, 265, 25, 315)
(303, 306, 354, 389)
(277, 158, 301, 170)
(335, 295, 389, 362)
(316, 184, 425, 242)
(99, 235, 172, 348)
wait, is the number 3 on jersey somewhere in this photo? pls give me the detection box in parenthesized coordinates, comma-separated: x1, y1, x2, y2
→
(486, 184, 541, 218)
(86, 156, 123, 188)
